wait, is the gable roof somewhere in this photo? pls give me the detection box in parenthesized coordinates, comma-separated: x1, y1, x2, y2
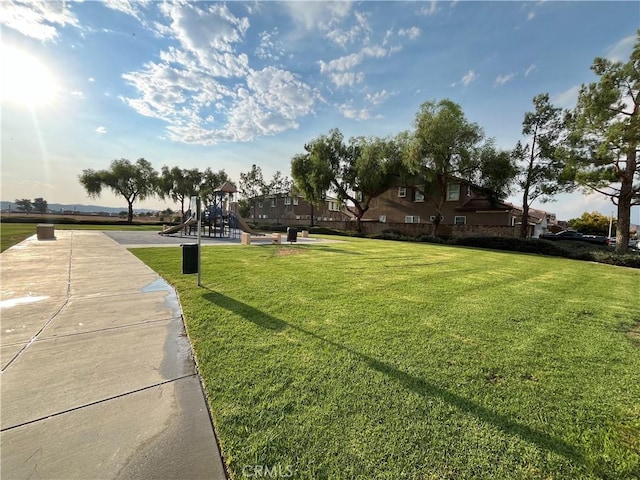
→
(454, 197, 514, 212)
(215, 181, 237, 194)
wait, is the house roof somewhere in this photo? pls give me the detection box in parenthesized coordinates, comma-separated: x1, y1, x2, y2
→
(454, 197, 514, 212)
(215, 181, 237, 194)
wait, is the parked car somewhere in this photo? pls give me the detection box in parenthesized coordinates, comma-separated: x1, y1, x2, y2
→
(539, 230, 609, 245)
(609, 238, 640, 250)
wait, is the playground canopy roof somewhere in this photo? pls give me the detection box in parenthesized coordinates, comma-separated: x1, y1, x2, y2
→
(215, 181, 237, 194)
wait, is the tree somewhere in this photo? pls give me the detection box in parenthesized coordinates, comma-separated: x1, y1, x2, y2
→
(158, 166, 202, 217)
(566, 31, 639, 252)
(291, 129, 405, 232)
(514, 94, 572, 238)
(568, 211, 615, 237)
(14, 198, 32, 213)
(239, 164, 265, 222)
(237, 198, 251, 218)
(79, 158, 158, 223)
(404, 99, 514, 235)
(266, 171, 292, 225)
(291, 149, 331, 228)
(32, 197, 48, 214)
(200, 168, 231, 207)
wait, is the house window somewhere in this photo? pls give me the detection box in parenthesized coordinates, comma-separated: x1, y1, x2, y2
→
(447, 184, 460, 201)
(429, 215, 443, 223)
(355, 191, 363, 202)
(270, 199, 276, 207)
(405, 216, 420, 223)
(398, 187, 407, 198)
(414, 187, 425, 202)
(284, 197, 292, 206)
(467, 185, 472, 197)
(511, 216, 517, 226)
(258, 201, 263, 208)
(454, 216, 466, 225)
(329, 201, 339, 211)
(379, 215, 387, 223)
(293, 197, 299, 205)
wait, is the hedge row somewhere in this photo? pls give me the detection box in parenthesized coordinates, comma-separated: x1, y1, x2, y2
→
(368, 231, 640, 269)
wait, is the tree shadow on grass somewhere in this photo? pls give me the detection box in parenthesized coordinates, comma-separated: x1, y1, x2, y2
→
(202, 287, 586, 468)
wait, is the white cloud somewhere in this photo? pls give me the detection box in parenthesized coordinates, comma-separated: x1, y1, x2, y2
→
(0, 0, 79, 41)
(339, 103, 372, 121)
(88, 77, 95, 82)
(524, 64, 536, 77)
(417, 1, 438, 16)
(606, 33, 635, 62)
(103, 0, 151, 23)
(70, 90, 85, 99)
(365, 89, 390, 106)
(318, 45, 389, 87)
(329, 72, 365, 88)
(527, 11, 535, 21)
(326, 10, 371, 47)
(96, 126, 107, 134)
(494, 73, 515, 86)
(455, 70, 477, 87)
(282, 1, 352, 31)
(255, 29, 284, 61)
(398, 27, 421, 40)
(157, 1, 250, 77)
(552, 85, 580, 109)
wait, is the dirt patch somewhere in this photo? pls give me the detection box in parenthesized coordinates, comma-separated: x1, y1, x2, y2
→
(627, 321, 640, 347)
(274, 247, 305, 257)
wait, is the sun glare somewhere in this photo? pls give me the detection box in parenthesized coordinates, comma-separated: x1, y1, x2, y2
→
(0, 44, 58, 107)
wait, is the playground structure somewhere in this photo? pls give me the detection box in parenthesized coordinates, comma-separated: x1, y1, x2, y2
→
(159, 182, 242, 239)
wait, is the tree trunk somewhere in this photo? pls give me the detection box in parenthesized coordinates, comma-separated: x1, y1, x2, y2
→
(310, 204, 315, 227)
(616, 148, 637, 253)
(615, 147, 636, 253)
(127, 202, 134, 223)
(520, 201, 530, 238)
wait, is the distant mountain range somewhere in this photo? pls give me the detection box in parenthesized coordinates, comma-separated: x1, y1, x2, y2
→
(1, 201, 158, 214)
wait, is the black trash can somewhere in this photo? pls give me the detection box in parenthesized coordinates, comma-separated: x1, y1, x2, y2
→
(286, 227, 298, 243)
(181, 243, 198, 274)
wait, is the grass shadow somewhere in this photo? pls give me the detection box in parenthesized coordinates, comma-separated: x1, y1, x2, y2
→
(201, 287, 587, 468)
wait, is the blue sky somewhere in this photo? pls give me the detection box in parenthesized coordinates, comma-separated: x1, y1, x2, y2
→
(1, 1, 638, 223)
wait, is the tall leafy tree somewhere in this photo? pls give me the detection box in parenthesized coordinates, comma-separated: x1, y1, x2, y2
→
(568, 211, 616, 237)
(200, 168, 230, 208)
(404, 99, 513, 235)
(566, 31, 639, 252)
(291, 129, 405, 232)
(267, 171, 292, 225)
(239, 164, 265, 223)
(291, 151, 328, 228)
(32, 197, 48, 214)
(14, 198, 33, 213)
(514, 94, 572, 238)
(79, 158, 158, 223)
(158, 166, 202, 216)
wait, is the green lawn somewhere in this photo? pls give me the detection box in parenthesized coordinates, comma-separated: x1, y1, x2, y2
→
(132, 238, 640, 479)
(0, 222, 161, 252)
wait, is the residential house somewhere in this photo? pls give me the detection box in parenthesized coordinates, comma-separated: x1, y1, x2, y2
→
(246, 193, 352, 224)
(363, 178, 519, 229)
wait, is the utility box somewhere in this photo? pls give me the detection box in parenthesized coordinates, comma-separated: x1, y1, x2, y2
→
(37, 224, 55, 240)
(181, 243, 198, 274)
(286, 227, 298, 243)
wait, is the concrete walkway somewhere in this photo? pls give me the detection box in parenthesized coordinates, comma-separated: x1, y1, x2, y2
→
(1, 231, 227, 479)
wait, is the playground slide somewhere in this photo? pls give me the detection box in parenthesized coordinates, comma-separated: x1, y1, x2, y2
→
(237, 216, 264, 236)
(159, 217, 196, 235)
